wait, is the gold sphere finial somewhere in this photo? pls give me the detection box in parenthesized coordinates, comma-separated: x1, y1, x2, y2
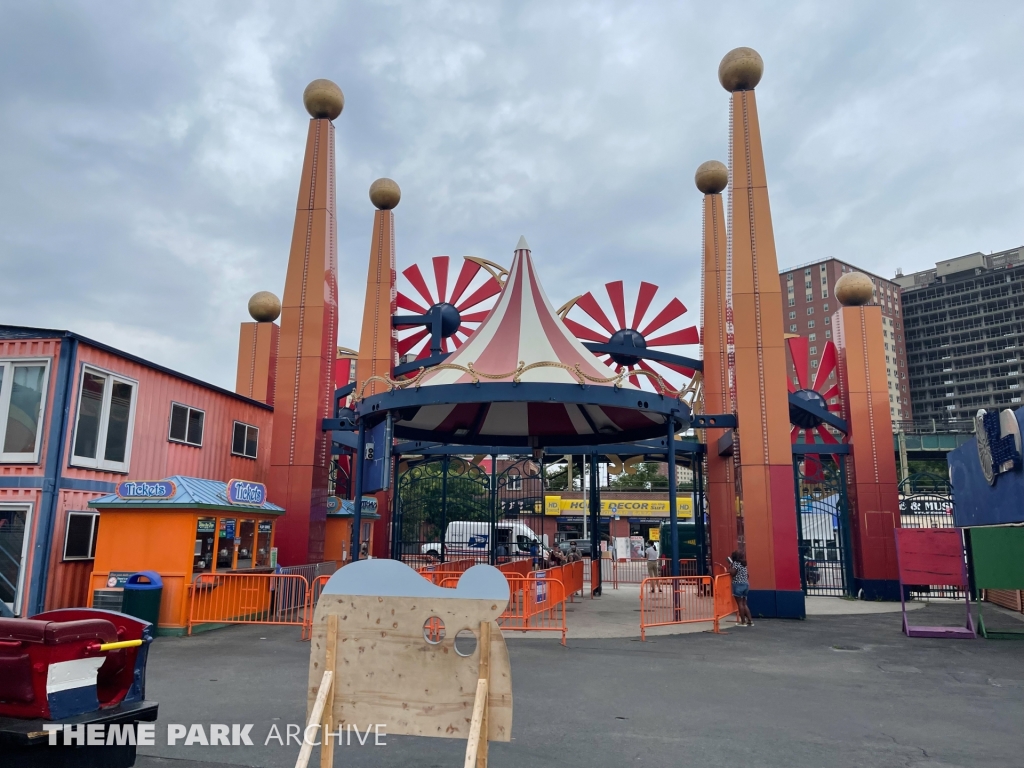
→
(303, 79, 344, 120)
(695, 160, 729, 194)
(719, 47, 764, 92)
(369, 178, 401, 210)
(834, 272, 875, 307)
(248, 291, 282, 323)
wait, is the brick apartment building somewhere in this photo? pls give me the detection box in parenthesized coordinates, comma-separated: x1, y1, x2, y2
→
(779, 259, 911, 422)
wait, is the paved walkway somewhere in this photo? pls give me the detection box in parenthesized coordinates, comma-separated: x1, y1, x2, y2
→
(135, 602, 1024, 768)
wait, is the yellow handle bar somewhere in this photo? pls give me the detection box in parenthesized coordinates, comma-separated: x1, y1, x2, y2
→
(96, 639, 144, 651)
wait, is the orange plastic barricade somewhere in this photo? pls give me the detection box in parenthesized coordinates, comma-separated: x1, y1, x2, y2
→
(713, 573, 738, 631)
(301, 573, 333, 640)
(498, 559, 533, 578)
(500, 573, 567, 645)
(417, 558, 479, 584)
(187, 573, 309, 635)
(639, 576, 714, 640)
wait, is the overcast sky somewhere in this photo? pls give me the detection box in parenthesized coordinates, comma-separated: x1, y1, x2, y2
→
(1, 2, 1022, 389)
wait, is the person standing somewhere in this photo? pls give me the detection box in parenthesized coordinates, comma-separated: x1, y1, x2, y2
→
(645, 540, 662, 593)
(729, 550, 754, 626)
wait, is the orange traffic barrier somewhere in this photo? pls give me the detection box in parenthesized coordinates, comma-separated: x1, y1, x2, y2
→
(302, 573, 333, 640)
(187, 573, 309, 635)
(500, 573, 567, 645)
(498, 559, 533, 577)
(712, 573, 738, 630)
(639, 576, 714, 640)
(417, 558, 479, 584)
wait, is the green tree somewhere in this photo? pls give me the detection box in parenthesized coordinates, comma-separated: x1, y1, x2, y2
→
(398, 460, 491, 544)
(609, 462, 668, 490)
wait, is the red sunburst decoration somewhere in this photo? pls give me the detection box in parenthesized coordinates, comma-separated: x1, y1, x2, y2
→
(395, 256, 502, 360)
(786, 336, 844, 445)
(563, 280, 699, 391)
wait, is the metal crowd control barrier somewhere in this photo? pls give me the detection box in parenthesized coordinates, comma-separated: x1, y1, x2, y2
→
(187, 573, 310, 635)
(417, 558, 478, 585)
(279, 561, 337, 583)
(638, 573, 738, 640)
(500, 573, 567, 645)
(302, 574, 333, 640)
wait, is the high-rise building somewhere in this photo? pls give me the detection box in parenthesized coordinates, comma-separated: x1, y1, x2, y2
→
(778, 259, 911, 422)
(894, 246, 1024, 424)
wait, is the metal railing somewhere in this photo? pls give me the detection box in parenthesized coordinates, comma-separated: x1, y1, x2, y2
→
(187, 573, 310, 635)
(639, 573, 736, 640)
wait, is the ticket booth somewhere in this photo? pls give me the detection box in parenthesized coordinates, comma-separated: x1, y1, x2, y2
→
(87, 476, 283, 635)
(324, 496, 380, 567)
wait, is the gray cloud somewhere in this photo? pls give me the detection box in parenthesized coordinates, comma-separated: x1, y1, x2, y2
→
(1, 1, 1022, 387)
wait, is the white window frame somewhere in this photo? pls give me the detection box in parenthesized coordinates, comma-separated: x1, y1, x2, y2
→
(0, 358, 51, 464)
(69, 365, 139, 473)
(168, 402, 206, 448)
(0, 502, 33, 616)
(63, 511, 99, 561)
(231, 421, 260, 459)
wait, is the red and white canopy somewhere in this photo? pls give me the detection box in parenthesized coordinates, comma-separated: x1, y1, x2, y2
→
(377, 238, 677, 445)
(419, 237, 623, 387)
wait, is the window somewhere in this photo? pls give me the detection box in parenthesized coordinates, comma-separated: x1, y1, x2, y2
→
(807, 307, 815, 315)
(232, 422, 259, 459)
(0, 503, 32, 615)
(811, 360, 818, 368)
(789, 325, 797, 332)
(823, 304, 829, 312)
(0, 359, 50, 463)
(786, 274, 792, 281)
(71, 367, 137, 472)
(808, 320, 816, 328)
(506, 475, 523, 491)
(788, 298, 795, 306)
(809, 346, 818, 355)
(825, 317, 830, 325)
(821, 290, 828, 299)
(808, 333, 817, 341)
(804, 269, 811, 276)
(169, 403, 205, 447)
(63, 512, 99, 560)
(789, 311, 796, 319)
(825, 330, 831, 338)
(805, 280, 812, 289)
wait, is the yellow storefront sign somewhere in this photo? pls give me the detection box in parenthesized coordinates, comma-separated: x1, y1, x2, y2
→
(543, 496, 693, 519)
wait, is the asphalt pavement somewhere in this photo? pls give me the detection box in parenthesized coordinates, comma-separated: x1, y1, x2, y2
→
(135, 601, 1024, 768)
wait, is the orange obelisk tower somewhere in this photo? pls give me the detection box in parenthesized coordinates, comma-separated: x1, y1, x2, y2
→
(696, 160, 738, 569)
(721, 48, 803, 617)
(235, 291, 281, 406)
(355, 178, 400, 398)
(832, 273, 902, 599)
(352, 178, 400, 558)
(267, 79, 343, 565)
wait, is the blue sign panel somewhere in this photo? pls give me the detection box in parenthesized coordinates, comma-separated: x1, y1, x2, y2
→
(227, 479, 267, 506)
(950, 406, 1024, 527)
(116, 481, 176, 499)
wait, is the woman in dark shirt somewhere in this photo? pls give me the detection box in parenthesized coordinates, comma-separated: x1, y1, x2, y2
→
(729, 549, 754, 626)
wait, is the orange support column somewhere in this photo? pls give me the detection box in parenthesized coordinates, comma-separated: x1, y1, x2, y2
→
(721, 48, 803, 617)
(236, 292, 281, 406)
(353, 180, 400, 559)
(268, 80, 343, 565)
(832, 275, 902, 599)
(696, 161, 737, 571)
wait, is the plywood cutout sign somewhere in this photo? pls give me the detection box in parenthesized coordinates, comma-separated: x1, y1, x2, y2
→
(306, 560, 512, 742)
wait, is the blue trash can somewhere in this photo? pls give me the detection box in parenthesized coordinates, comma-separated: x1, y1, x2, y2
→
(121, 571, 163, 626)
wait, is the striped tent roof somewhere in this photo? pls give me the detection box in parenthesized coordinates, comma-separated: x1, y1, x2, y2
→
(368, 238, 678, 446)
(418, 236, 622, 387)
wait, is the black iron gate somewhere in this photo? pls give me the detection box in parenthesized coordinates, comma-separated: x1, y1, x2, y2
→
(393, 456, 493, 563)
(793, 454, 855, 596)
(393, 455, 546, 565)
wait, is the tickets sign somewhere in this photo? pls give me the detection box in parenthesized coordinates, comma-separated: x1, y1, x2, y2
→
(116, 481, 175, 499)
(226, 479, 266, 506)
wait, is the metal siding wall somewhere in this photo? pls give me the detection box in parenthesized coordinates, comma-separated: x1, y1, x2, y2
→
(45, 489, 103, 609)
(64, 344, 274, 484)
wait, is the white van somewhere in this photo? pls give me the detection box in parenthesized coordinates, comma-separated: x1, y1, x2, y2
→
(421, 521, 544, 559)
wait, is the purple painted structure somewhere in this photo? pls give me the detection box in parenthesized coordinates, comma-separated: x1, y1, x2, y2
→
(894, 528, 975, 639)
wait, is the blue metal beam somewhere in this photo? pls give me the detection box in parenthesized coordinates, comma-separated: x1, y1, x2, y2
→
(791, 443, 850, 455)
(788, 392, 848, 433)
(582, 342, 703, 373)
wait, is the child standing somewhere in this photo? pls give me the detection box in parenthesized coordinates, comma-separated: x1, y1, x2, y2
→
(729, 549, 754, 626)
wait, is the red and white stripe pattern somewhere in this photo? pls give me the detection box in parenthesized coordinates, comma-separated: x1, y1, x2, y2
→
(398, 238, 664, 441)
(420, 237, 627, 387)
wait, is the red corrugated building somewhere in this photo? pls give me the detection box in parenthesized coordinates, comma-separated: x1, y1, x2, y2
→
(0, 325, 273, 617)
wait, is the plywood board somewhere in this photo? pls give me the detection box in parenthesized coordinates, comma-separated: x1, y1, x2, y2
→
(307, 560, 512, 742)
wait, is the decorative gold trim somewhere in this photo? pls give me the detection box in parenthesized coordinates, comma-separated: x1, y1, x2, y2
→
(464, 256, 510, 285)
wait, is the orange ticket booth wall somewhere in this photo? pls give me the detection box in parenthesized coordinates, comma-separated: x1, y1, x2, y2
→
(323, 496, 380, 568)
(86, 476, 283, 635)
